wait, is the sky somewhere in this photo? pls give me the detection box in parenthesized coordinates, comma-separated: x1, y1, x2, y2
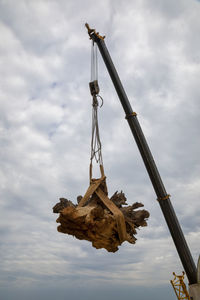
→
(0, 0, 200, 300)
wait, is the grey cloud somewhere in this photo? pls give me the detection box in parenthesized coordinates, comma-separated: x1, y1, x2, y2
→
(0, 284, 176, 300)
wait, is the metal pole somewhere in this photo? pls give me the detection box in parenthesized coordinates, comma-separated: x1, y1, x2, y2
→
(87, 29, 197, 285)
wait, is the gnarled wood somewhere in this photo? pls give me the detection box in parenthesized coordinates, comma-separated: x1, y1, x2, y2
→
(53, 190, 149, 252)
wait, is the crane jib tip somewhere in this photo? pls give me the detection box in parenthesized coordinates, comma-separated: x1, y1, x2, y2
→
(85, 23, 105, 40)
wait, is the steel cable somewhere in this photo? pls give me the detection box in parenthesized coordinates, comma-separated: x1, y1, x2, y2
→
(90, 42, 103, 167)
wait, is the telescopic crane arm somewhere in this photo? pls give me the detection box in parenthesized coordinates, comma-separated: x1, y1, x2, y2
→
(85, 23, 197, 286)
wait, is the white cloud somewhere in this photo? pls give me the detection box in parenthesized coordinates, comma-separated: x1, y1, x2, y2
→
(0, 0, 200, 299)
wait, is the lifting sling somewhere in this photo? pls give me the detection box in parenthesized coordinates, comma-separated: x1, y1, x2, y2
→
(77, 41, 127, 243)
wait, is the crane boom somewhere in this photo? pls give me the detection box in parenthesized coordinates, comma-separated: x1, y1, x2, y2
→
(85, 23, 197, 285)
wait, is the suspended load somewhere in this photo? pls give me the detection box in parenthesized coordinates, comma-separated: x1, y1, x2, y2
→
(53, 40, 149, 252)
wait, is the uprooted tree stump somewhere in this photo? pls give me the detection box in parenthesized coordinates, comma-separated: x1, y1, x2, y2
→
(53, 187, 150, 252)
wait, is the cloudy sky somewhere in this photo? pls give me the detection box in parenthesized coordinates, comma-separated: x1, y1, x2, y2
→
(0, 0, 200, 299)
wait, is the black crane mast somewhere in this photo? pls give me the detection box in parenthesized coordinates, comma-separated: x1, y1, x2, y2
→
(85, 23, 197, 285)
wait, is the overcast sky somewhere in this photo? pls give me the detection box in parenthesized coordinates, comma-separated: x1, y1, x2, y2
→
(0, 0, 200, 300)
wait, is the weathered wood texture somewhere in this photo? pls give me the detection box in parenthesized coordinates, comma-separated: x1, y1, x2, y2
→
(53, 191, 149, 252)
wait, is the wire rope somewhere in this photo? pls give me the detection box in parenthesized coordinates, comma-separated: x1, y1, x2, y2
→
(90, 42, 103, 168)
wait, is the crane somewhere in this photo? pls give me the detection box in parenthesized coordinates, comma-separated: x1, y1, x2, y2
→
(85, 23, 200, 299)
(170, 272, 190, 300)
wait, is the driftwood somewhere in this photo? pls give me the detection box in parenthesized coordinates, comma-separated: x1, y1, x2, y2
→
(53, 189, 149, 252)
